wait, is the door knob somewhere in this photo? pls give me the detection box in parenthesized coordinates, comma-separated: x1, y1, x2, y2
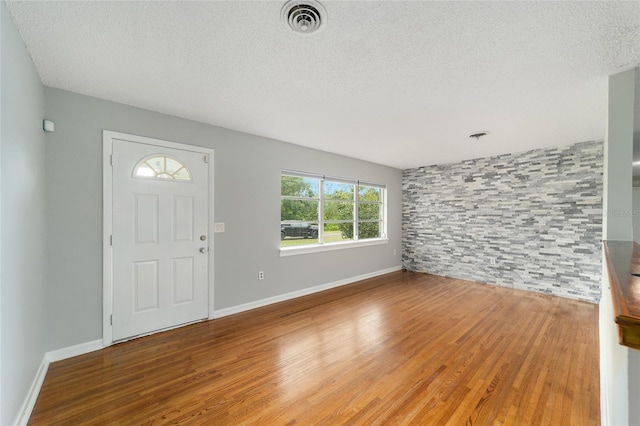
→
(200, 235, 207, 241)
(199, 247, 207, 253)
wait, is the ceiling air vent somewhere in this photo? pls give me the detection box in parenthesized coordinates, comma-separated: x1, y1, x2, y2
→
(282, 0, 327, 35)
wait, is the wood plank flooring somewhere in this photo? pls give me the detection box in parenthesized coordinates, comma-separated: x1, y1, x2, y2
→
(29, 271, 600, 425)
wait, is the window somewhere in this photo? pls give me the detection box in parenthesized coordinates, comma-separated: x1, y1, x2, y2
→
(281, 171, 386, 250)
(133, 155, 192, 181)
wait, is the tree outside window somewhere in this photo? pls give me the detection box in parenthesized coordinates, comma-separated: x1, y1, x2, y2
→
(281, 172, 385, 248)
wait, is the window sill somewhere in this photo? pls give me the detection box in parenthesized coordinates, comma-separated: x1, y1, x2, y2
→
(280, 238, 388, 257)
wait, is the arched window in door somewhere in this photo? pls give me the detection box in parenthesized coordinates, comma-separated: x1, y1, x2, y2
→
(133, 155, 192, 181)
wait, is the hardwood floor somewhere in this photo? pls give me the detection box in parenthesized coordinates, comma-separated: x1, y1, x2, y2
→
(29, 271, 600, 425)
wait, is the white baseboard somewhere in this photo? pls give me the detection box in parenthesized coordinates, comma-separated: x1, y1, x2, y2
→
(214, 266, 402, 319)
(15, 339, 103, 425)
(46, 339, 103, 363)
(15, 359, 48, 426)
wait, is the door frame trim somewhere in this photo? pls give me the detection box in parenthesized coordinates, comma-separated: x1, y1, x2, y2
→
(102, 130, 215, 347)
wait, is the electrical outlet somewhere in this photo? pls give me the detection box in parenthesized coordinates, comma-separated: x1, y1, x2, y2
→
(393, 249, 397, 256)
(490, 258, 496, 265)
(214, 223, 225, 233)
(258, 271, 264, 280)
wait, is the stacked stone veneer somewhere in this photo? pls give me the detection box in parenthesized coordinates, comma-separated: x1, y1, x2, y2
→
(402, 140, 603, 302)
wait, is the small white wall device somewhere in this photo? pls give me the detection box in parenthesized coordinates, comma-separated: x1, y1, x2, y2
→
(43, 119, 55, 132)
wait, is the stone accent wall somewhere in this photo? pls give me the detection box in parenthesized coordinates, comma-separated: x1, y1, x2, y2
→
(402, 140, 603, 302)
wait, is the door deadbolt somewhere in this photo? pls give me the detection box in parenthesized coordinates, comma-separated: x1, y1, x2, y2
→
(200, 235, 206, 241)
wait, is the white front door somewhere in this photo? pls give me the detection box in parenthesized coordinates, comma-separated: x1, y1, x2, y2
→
(111, 137, 210, 341)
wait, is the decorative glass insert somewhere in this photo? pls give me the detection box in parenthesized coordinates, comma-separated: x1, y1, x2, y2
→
(133, 155, 192, 181)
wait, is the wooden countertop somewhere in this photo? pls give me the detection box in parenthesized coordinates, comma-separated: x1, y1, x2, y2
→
(603, 240, 640, 350)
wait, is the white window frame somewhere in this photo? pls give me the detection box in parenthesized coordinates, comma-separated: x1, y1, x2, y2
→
(280, 170, 388, 257)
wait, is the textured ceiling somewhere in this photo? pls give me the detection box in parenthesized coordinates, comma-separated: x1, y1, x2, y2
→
(6, 0, 640, 169)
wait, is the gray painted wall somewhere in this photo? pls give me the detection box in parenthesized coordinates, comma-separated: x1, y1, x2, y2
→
(603, 70, 634, 241)
(630, 67, 640, 426)
(44, 88, 402, 351)
(633, 188, 640, 242)
(403, 141, 603, 302)
(600, 69, 636, 426)
(1, 2, 47, 424)
(630, 349, 640, 425)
